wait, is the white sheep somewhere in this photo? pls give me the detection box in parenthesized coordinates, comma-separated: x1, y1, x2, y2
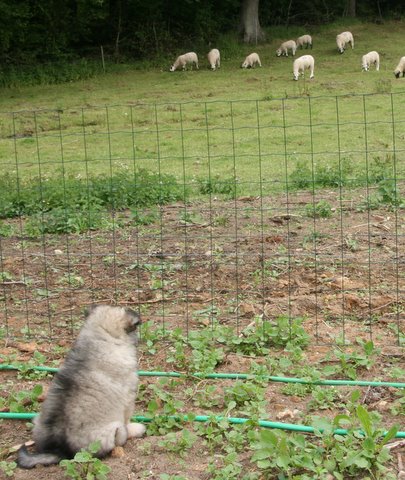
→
(361, 51, 380, 71)
(296, 35, 313, 49)
(394, 56, 405, 78)
(169, 52, 199, 72)
(293, 55, 315, 81)
(241, 52, 262, 68)
(207, 49, 220, 70)
(336, 31, 354, 54)
(276, 40, 297, 57)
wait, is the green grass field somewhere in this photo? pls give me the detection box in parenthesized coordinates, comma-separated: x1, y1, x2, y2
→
(0, 20, 404, 198)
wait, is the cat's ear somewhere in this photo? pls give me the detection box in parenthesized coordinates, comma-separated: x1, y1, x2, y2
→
(125, 308, 141, 332)
(84, 304, 99, 318)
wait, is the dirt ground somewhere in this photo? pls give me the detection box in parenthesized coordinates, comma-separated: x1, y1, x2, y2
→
(1, 189, 404, 479)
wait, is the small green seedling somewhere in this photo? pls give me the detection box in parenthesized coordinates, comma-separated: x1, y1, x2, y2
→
(60, 441, 111, 480)
(0, 460, 17, 478)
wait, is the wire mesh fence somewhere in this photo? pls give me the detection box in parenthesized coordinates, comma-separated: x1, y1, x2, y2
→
(0, 92, 404, 346)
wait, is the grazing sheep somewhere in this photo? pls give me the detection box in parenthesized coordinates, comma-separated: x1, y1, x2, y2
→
(361, 51, 380, 71)
(241, 52, 262, 68)
(169, 52, 199, 72)
(394, 56, 405, 78)
(336, 31, 354, 54)
(293, 55, 315, 81)
(276, 40, 297, 57)
(296, 35, 313, 49)
(207, 48, 220, 70)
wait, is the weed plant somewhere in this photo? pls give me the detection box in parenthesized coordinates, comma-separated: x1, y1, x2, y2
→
(60, 441, 111, 480)
(0, 169, 187, 235)
(0, 461, 16, 478)
(0, 59, 113, 88)
(0, 384, 43, 413)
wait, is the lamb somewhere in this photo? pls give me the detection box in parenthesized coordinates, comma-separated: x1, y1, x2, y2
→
(241, 52, 262, 68)
(336, 31, 354, 54)
(293, 55, 315, 81)
(361, 51, 380, 71)
(296, 35, 313, 49)
(169, 52, 199, 72)
(276, 40, 297, 57)
(207, 49, 220, 70)
(394, 56, 405, 78)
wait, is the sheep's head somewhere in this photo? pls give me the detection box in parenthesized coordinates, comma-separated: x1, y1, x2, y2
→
(293, 73, 299, 81)
(276, 49, 282, 57)
(394, 71, 400, 78)
(362, 63, 369, 71)
(241, 62, 248, 68)
(169, 65, 176, 72)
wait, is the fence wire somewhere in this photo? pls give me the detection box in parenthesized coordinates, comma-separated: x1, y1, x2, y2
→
(0, 92, 404, 346)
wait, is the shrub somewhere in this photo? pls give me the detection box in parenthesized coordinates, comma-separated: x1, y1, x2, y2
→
(0, 169, 187, 235)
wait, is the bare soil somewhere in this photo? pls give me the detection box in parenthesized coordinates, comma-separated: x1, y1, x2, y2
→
(1, 190, 404, 479)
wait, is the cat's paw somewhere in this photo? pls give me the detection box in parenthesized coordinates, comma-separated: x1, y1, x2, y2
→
(127, 422, 146, 438)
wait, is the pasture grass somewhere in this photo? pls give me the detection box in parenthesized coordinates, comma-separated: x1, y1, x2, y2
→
(0, 20, 404, 207)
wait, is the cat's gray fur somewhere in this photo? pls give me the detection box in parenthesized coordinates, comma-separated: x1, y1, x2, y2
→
(17, 305, 145, 469)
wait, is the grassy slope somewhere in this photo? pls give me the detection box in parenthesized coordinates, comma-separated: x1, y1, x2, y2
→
(1, 21, 404, 109)
(0, 21, 404, 196)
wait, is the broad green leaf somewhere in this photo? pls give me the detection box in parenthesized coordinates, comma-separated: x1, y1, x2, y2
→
(356, 405, 372, 437)
(380, 425, 399, 446)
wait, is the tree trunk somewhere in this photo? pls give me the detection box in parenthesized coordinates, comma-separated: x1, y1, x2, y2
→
(240, 0, 265, 44)
(114, 0, 122, 62)
(347, 0, 356, 17)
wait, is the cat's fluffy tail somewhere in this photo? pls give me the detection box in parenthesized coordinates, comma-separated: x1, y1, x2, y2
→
(17, 445, 62, 469)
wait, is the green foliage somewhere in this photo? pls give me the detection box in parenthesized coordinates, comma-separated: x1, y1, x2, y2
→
(141, 316, 309, 371)
(24, 206, 109, 236)
(0, 271, 13, 282)
(308, 386, 342, 411)
(207, 452, 244, 480)
(0, 221, 14, 237)
(0, 460, 17, 478)
(224, 380, 267, 416)
(323, 340, 379, 380)
(145, 379, 186, 435)
(140, 320, 166, 355)
(251, 400, 398, 479)
(289, 158, 354, 189)
(289, 154, 402, 194)
(390, 389, 405, 416)
(376, 179, 404, 207)
(166, 327, 225, 374)
(0, 170, 186, 235)
(305, 200, 333, 218)
(0, 60, 105, 88)
(228, 316, 309, 355)
(12, 351, 52, 380)
(130, 207, 159, 225)
(60, 441, 111, 480)
(0, 384, 43, 412)
(158, 429, 197, 456)
(198, 176, 237, 198)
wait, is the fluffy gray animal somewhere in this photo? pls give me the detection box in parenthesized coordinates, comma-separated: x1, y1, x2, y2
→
(17, 305, 145, 469)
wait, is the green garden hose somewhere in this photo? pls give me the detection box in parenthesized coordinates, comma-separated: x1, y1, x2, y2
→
(1, 364, 405, 388)
(1, 412, 404, 438)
